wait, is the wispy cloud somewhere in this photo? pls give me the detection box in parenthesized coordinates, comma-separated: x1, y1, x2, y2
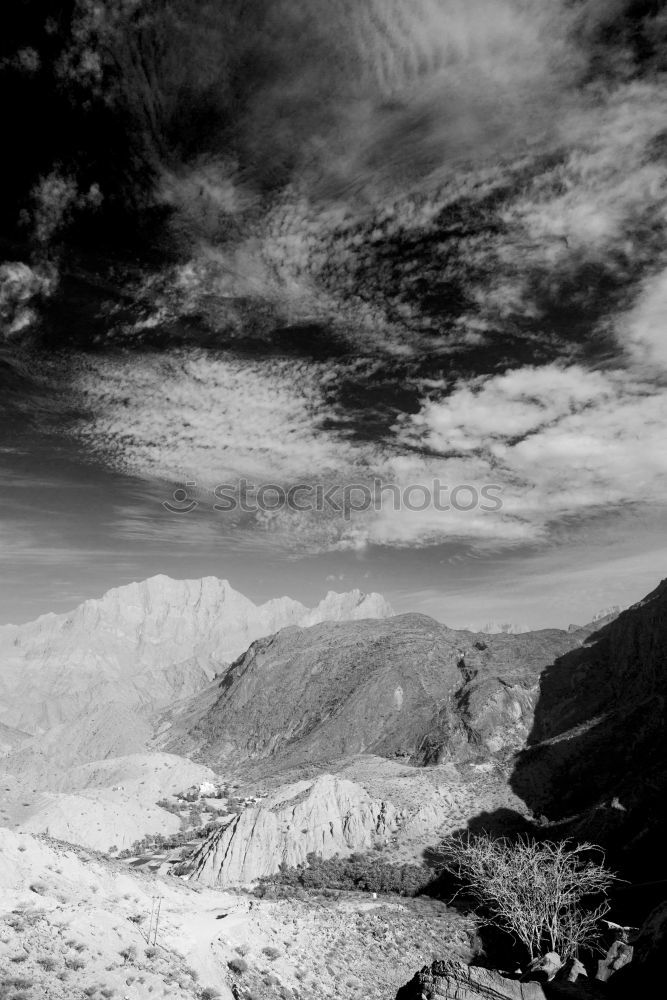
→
(68, 351, 361, 483)
(48, 345, 667, 557)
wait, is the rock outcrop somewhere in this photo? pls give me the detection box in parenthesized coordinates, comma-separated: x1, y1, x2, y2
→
(0, 575, 392, 733)
(187, 774, 397, 886)
(396, 960, 548, 1000)
(164, 613, 582, 772)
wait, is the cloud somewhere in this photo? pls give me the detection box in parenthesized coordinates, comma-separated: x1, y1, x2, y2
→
(56, 341, 667, 556)
(14, 1, 667, 565)
(68, 350, 361, 484)
(386, 363, 667, 544)
(622, 266, 667, 369)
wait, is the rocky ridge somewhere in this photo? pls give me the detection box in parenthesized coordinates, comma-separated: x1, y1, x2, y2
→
(162, 614, 583, 774)
(187, 774, 397, 887)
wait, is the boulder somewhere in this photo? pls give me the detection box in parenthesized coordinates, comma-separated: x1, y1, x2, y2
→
(560, 958, 587, 983)
(606, 901, 667, 996)
(396, 960, 547, 1000)
(595, 939, 633, 981)
(521, 952, 562, 982)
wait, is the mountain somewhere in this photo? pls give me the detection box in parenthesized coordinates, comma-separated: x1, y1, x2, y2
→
(161, 579, 667, 879)
(479, 606, 623, 636)
(0, 575, 392, 734)
(567, 605, 624, 632)
(591, 604, 623, 623)
(161, 614, 582, 777)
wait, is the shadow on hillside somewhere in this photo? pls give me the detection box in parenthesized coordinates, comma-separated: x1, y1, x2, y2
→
(509, 614, 666, 884)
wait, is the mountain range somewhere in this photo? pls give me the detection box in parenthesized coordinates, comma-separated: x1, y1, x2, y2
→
(0, 575, 392, 733)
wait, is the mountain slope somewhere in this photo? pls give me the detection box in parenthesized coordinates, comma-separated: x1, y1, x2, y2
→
(162, 614, 582, 776)
(0, 575, 392, 733)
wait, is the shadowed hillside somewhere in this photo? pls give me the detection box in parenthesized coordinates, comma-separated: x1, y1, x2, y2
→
(511, 579, 667, 880)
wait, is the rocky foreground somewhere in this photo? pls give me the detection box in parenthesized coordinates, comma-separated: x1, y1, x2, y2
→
(395, 898, 667, 1000)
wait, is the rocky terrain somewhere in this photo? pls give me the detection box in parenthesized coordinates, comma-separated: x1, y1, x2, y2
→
(0, 576, 392, 734)
(0, 577, 393, 854)
(2, 754, 219, 852)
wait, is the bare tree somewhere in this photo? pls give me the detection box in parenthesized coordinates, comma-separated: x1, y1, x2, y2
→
(438, 834, 617, 960)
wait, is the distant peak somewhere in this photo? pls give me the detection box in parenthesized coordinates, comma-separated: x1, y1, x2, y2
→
(12, 575, 394, 631)
(591, 604, 622, 622)
(471, 621, 532, 635)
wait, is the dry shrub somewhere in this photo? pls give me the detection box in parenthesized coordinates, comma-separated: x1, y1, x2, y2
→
(227, 957, 248, 975)
(438, 833, 617, 960)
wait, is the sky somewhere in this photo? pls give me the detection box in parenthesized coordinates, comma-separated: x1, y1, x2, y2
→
(2, 0, 667, 628)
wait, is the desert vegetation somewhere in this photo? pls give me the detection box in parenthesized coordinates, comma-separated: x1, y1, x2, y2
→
(257, 851, 435, 898)
(437, 833, 618, 961)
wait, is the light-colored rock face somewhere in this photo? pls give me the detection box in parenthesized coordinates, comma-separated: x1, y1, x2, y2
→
(0, 721, 29, 755)
(188, 774, 397, 886)
(591, 605, 623, 623)
(0, 575, 392, 733)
